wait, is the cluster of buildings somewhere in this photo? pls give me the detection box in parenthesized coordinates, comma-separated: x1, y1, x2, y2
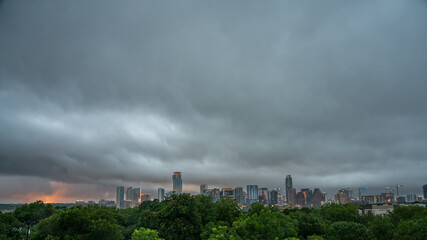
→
(113, 172, 427, 210)
(334, 185, 425, 205)
(115, 172, 183, 209)
(198, 175, 327, 209)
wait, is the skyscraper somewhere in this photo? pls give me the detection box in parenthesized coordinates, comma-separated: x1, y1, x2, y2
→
(270, 190, 278, 205)
(126, 187, 133, 201)
(235, 187, 245, 205)
(158, 188, 165, 202)
(260, 188, 269, 204)
(116, 186, 124, 209)
(288, 188, 296, 205)
(424, 185, 427, 199)
(285, 175, 292, 204)
(247, 185, 259, 204)
(173, 172, 182, 192)
(312, 188, 324, 208)
(132, 188, 141, 202)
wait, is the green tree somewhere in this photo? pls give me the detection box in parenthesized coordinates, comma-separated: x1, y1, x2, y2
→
(207, 226, 232, 240)
(393, 217, 427, 240)
(131, 227, 164, 240)
(306, 235, 324, 240)
(327, 221, 368, 240)
(232, 207, 298, 240)
(14, 200, 54, 240)
(296, 213, 325, 239)
(390, 205, 427, 225)
(31, 205, 123, 240)
(319, 204, 359, 223)
(368, 215, 394, 240)
(213, 199, 241, 226)
(158, 194, 203, 240)
(194, 195, 215, 226)
(0, 212, 21, 240)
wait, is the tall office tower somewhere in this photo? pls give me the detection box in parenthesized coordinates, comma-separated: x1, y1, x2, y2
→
(406, 194, 417, 202)
(424, 185, 427, 199)
(336, 188, 353, 203)
(323, 192, 328, 202)
(260, 188, 269, 204)
(235, 187, 244, 205)
(200, 184, 207, 195)
(285, 175, 293, 203)
(296, 192, 305, 206)
(343, 188, 353, 200)
(335, 191, 347, 204)
(270, 190, 278, 205)
(247, 185, 259, 204)
(301, 188, 311, 206)
(288, 187, 297, 205)
(158, 188, 165, 202)
(172, 172, 182, 192)
(312, 188, 324, 208)
(133, 188, 141, 202)
(126, 187, 133, 201)
(116, 186, 125, 209)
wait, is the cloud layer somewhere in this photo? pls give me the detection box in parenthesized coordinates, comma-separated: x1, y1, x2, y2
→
(1, 0, 427, 202)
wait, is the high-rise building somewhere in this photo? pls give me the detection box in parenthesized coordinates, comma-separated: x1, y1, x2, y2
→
(260, 188, 269, 204)
(247, 185, 259, 204)
(406, 194, 417, 202)
(235, 187, 245, 205)
(285, 175, 292, 204)
(133, 188, 141, 202)
(336, 188, 353, 203)
(301, 188, 312, 206)
(423, 185, 427, 199)
(312, 188, 324, 208)
(288, 187, 297, 205)
(200, 184, 207, 195)
(173, 172, 182, 192)
(335, 191, 347, 204)
(116, 186, 124, 209)
(296, 192, 305, 206)
(126, 187, 133, 201)
(270, 190, 278, 205)
(158, 188, 165, 202)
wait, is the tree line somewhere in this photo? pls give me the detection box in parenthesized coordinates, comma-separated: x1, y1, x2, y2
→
(0, 194, 426, 240)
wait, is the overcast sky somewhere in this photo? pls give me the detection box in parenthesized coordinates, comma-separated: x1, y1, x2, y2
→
(1, 0, 427, 203)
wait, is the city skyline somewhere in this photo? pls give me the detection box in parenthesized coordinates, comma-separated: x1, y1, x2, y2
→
(1, 0, 427, 203)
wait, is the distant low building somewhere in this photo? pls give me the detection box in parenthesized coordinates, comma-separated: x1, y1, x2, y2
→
(140, 194, 151, 202)
(361, 205, 394, 215)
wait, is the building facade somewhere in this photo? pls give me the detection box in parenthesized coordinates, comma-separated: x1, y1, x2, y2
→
(247, 185, 259, 204)
(158, 187, 165, 202)
(173, 172, 182, 192)
(285, 175, 292, 204)
(116, 186, 124, 209)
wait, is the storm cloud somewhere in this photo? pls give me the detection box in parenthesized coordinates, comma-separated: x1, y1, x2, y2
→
(1, 0, 427, 202)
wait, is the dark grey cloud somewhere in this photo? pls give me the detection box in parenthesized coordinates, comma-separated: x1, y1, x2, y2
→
(1, 0, 427, 202)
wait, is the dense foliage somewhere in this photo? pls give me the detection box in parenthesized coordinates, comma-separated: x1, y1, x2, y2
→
(0, 195, 426, 240)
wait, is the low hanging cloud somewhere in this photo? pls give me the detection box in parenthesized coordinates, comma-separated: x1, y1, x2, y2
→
(1, 0, 427, 202)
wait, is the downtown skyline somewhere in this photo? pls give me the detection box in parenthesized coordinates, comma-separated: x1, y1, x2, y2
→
(1, 0, 427, 203)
